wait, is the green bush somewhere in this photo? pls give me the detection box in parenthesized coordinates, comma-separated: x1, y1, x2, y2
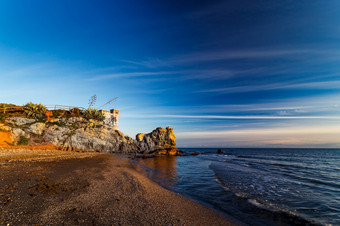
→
(17, 136, 30, 145)
(69, 108, 82, 117)
(48, 121, 66, 127)
(52, 111, 60, 117)
(0, 103, 10, 114)
(24, 102, 46, 119)
(83, 108, 105, 121)
(0, 113, 7, 123)
(0, 104, 10, 122)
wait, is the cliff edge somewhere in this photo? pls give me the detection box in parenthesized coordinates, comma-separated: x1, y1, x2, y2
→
(0, 116, 177, 155)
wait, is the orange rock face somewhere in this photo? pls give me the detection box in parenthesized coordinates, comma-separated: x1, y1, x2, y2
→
(0, 131, 13, 147)
(158, 150, 167, 155)
(157, 148, 178, 156)
(45, 111, 53, 122)
(0, 130, 56, 149)
(168, 148, 178, 155)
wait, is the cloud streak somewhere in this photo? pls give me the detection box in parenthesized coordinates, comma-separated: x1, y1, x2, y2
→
(177, 126, 340, 138)
(123, 114, 340, 120)
(123, 48, 318, 68)
(87, 71, 185, 81)
(197, 80, 340, 94)
(87, 67, 273, 81)
(176, 124, 340, 147)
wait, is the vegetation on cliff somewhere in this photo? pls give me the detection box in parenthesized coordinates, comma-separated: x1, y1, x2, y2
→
(23, 102, 47, 119)
(0, 103, 105, 122)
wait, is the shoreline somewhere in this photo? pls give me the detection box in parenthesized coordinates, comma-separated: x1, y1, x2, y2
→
(0, 148, 234, 225)
(130, 157, 242, 224)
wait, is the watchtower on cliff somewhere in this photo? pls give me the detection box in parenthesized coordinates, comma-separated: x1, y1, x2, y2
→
(99, 109, 119, 130)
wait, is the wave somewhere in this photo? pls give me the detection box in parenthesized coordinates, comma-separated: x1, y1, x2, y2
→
(246, 199, 321, 225)
(212, 162, 322, 225)
(146, 148, 340, 225)
(247, 198, 295, 215)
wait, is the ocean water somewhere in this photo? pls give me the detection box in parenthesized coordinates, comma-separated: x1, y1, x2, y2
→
(133, 148, 340, 226)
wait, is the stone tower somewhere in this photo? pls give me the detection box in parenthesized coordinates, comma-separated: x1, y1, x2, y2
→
(99, 109, 119, 130)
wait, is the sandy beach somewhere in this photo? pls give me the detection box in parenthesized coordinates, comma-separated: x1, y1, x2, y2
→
(0, 148, 233, 225)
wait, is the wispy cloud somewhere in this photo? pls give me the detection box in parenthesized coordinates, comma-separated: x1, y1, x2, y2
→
(197, 79, 340, 94)
(120, 93, 340, 119)
(123, 49, 315, 68)
(86, 67, 272, 81)
(177, 125, 340, 138)
(173, 49, 313, 64)
(120, 59, 171, 68)
(176, 124, 340, 147)
(87, 71, 185, 81)
(123, 114, 340, 120)
(157, 115, 340, 119)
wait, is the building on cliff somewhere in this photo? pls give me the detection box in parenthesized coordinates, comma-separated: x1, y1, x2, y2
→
(99, 109, 119, 130)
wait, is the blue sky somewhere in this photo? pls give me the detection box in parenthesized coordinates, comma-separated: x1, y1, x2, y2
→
(1, 0, 340, 147)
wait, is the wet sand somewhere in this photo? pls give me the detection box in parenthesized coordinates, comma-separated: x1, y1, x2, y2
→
(0, 149, 233, 225)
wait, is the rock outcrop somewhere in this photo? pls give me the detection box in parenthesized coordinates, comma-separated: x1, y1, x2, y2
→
(136, 127, 176, 154)
(0, 117, 177, 155)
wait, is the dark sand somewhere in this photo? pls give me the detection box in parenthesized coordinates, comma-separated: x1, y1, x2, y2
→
(0, 149, 233, 225)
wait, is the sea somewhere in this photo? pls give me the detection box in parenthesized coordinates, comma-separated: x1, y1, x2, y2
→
(133, 148, 340, 226)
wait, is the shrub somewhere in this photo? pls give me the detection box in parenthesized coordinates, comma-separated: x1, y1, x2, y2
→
(0, 104, 10, 122)
(48, 121, 66, 127)
(24, 102, 46, 119)
(69, 108, 81, 117)
(52, 111, 60, 117)
(17, 136, 30, 145)
(0, 113, 7, 123)
(83, 108, 105, 121)
(0, 103, 10, 114)
(52, 110, 66, 118)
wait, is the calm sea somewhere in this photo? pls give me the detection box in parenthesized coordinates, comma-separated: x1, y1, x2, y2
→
(133, 148, 340, 225)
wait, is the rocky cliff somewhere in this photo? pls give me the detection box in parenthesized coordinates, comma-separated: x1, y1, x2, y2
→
(0, 116, 177, 155)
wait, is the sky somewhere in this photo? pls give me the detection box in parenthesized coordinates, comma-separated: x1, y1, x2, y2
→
(1, 0, 340, 147)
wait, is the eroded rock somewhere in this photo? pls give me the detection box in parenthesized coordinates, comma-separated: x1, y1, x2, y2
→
(137, 127, 177, 153)
(12, 128, 29, 140)
(136, 133, 144, 142)
(29, 123, 45, 135)
(5, 117, 176, 155)
(7, 117, 35, 126)
(0, 123, 11, 132)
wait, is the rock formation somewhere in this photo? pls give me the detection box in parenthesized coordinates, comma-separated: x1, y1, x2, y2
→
(136, 127, 177, 154)
(0, 116, 177, 155)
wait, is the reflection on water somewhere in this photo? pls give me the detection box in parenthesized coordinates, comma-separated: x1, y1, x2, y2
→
(131, 149, 340, 225)
(133, 156, 177, 187)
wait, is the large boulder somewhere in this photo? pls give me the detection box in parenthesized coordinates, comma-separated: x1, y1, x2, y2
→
(136, 127, 176, 153)
(28, 123, 45, 135)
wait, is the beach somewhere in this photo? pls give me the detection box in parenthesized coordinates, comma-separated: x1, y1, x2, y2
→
(0, 148, 232, 225)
